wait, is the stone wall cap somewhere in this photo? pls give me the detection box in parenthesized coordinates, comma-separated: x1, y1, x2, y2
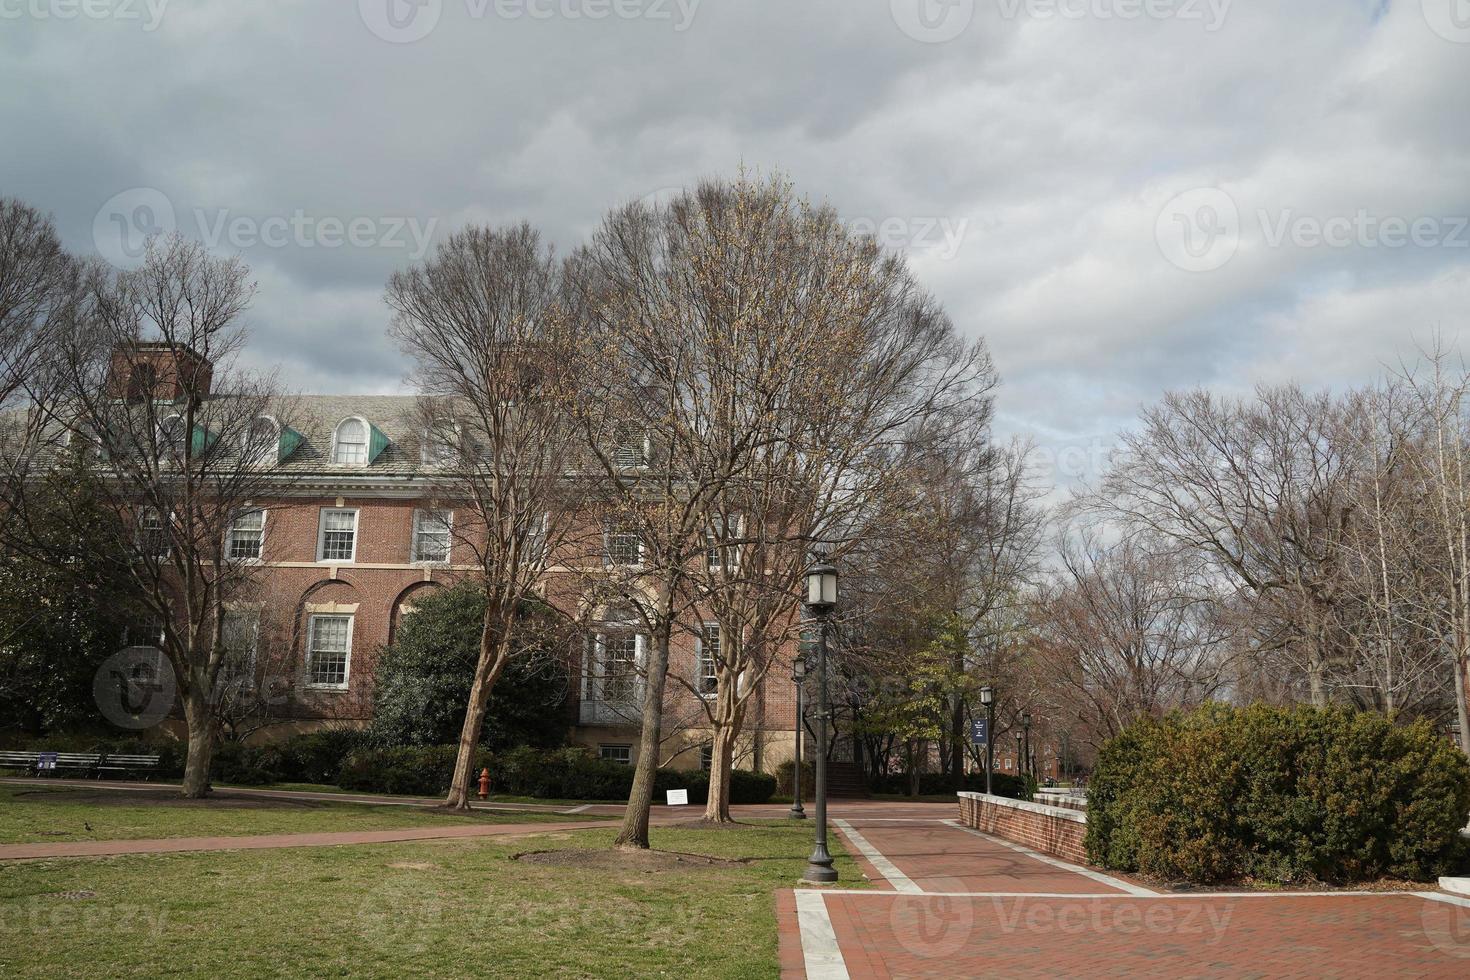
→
(957, 791, 1087, 824)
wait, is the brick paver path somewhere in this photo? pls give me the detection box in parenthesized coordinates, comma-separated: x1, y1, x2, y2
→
(783, 806, 1470, 979)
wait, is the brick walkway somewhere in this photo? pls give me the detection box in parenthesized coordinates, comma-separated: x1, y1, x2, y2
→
(783, 808, 1470, 978)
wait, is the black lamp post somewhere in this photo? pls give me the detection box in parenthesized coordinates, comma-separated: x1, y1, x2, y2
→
(802, 558, 838, 885)
(790, 656, 807, 820)
(1014, 731, 1024, 778)
(980, 685, 995, 795)
(1021, 709, 1033, 780)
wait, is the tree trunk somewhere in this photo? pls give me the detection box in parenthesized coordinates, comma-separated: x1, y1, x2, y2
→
(702, 721, 739, 823)
(1455, 648, 1470, 758)
(950, 693, 965, 790)
(445, 611, 511, 810)
(180, 688, 215, 799)
(615, 612, 673, 850)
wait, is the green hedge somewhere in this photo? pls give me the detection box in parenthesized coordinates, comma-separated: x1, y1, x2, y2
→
(871, 770, 1033, 800)
(1086, 703, 1470, 885)
(336, 744, 776, 804)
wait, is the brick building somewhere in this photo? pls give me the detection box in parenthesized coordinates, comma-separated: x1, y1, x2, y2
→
(103, 351, 803, 776)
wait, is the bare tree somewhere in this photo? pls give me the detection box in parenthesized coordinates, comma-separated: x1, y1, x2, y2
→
(570, 174, 992, 840)
(1033, 531, 1235, 748)
(386, 223, 598, 810)
(41, 234, 296, 797)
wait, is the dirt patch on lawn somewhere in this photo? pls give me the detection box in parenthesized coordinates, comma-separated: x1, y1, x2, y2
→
(513, 848, 747, 872)
(12, 788, 327, 810)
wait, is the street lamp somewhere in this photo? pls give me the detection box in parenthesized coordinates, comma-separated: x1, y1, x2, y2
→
(1014, 731, 1024, 779)
(979, 685, 995, 795)
(1021, 709, 1033, 781)
(790, 655, 807, 820)
(802, 558, 838, 885)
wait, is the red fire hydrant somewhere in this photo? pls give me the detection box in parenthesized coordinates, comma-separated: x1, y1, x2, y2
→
(477, 767, 490, 801)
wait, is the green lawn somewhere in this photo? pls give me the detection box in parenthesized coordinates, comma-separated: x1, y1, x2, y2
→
(0, 785, 602, 845)
(0, 822, 861, 978)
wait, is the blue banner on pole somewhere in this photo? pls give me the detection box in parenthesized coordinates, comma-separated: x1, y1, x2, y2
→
(970, 718, 989, 745)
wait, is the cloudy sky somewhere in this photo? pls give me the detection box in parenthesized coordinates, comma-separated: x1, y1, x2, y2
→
(4, 0, 1468, 488)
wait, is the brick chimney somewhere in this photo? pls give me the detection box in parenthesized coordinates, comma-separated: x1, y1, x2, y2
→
(107, 343, 214, 403)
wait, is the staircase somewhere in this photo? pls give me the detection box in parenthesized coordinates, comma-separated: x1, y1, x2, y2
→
(823, 761, 869, 799)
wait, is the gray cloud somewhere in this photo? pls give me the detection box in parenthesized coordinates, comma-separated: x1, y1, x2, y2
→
(4, 0, 1468, 485)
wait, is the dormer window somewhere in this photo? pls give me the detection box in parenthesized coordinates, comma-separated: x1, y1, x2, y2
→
(333, 417, 369, 465)
(613, 428, 648, 469)
(158, 414, 187, 455)
(245, 416, 280, 467)
(421, 423, 459, 467)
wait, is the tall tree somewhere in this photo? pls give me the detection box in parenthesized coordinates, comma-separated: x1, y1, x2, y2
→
(45, 234, 294, 797)
(572, 174, 994, 837)
(386, 223, 596, 809)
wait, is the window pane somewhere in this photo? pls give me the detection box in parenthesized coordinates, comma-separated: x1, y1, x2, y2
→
(228, 509, 264, 560)
(699, 624, 719, 694)
(309, 615, 351, 687)
(334, 419, 368, 464)
(413, 510, 451, 563)
(320, 510, 356, 561)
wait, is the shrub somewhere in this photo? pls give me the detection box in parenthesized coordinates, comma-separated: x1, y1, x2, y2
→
(277, 728, 368, 785)
(1086, 703, 1470, 885)
(211, 742, 287, 785)
(774, 760, 814, 797)
(729, 768, 777, 804)
(870, 770, 1032, 800)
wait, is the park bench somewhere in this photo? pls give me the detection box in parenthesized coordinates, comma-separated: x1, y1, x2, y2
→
(0, 750, 103, 776)
(95, 753, 162, 779)
(0, 750, 160, 779)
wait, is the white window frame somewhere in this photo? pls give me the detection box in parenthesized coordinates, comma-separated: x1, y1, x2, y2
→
(137, 507, 170, 559)
(220, 607, 262, 680)
(305, 613, 353, 690)
(420, 422, 460, 467)
(704, 514, 743, 572)
(244, 415, 280, 468)
(331, 416, 370, 466)
(316, 508, 359, 563)
(225, 508, 267, 563)
(158, 413, 187, 456)
(612, 427, 650, 469)
(599, 744, 632, 765)
(411, 508, 453, 565)
(603, 520, 644, 568)
(586, 629, 644, 705)
(696, 622, 719, 698)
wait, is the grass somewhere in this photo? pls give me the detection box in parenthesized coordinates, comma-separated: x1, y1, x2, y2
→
(0, 785, 602, 845)
(0, 821, 861, 978)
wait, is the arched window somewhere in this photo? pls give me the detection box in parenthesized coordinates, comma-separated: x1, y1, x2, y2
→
(244, 416, 279, 467)
(332, 417, 369, 465)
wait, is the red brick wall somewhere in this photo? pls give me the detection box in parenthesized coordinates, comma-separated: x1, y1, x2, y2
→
(958, 792, 1088, 865)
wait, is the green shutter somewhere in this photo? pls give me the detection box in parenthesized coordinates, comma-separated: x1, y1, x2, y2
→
(368, 423, 390, 464)
(190, 424, 218, 455)
(278, 426, 303, 463)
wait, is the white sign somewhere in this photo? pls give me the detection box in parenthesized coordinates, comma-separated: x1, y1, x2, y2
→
(665, 789, 689, 806)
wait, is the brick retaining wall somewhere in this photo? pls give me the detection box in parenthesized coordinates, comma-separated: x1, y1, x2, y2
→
(957, 792, 1088, 864)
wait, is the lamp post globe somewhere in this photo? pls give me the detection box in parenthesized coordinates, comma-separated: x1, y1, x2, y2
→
(802, 558, 839, 885)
